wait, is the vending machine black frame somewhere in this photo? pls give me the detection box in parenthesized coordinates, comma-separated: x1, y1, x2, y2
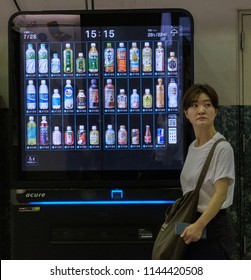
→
(8, 9, 194, 192)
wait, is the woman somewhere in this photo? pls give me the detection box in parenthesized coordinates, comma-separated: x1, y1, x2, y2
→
(180, 83, 235, 259)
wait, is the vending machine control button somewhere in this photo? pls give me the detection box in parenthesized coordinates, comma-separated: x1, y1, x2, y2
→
(111, 189, 123, 199)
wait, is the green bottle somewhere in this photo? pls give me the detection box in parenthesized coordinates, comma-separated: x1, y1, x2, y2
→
(27, 116, 36, 145)
(63, 43, 73, 73)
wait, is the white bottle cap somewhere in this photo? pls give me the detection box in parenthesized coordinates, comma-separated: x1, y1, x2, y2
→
(79, 125, 84, 130)
(92, 125, 97, 130)
(66, 126, 72, 131)
(107, 124, 113, 129)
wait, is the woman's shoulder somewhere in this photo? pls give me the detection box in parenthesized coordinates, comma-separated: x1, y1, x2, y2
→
(214, 132, 234, 155)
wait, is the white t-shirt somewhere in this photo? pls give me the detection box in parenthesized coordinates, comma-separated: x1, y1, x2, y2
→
(180, 132, 235, 213)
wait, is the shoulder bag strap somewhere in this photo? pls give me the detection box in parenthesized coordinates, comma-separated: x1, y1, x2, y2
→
(194, 138, 226, 194)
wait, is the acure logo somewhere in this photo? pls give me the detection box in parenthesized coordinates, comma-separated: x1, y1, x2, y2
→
(25, 192, 46, 198)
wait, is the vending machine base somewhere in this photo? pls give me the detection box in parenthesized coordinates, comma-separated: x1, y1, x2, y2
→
(10, 188, 181, 260)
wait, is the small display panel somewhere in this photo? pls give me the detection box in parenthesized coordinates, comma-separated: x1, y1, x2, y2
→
(9, 9, 193, 185)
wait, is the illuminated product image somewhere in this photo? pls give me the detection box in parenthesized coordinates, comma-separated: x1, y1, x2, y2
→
(9, 9, 193, 186)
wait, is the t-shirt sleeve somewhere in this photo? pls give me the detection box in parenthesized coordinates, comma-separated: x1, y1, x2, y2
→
(213, 142, 235, 184)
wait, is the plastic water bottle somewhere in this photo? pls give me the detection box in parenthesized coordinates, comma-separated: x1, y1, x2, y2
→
(168, 78, 178, 108)
(52, 89, 61, 110)
(64, 80, 73, 109)
(130, 89, 139, 109)
(38, 43, 48, 74)
(26, 43, 35, 74)
(105, 124, 115, 145)
(26, 80, 36, 110)
(52, 126, 61, 146)
(27, 116, 36, 145)
(39, 80, 49, 110)
(51, 53, 61, 74)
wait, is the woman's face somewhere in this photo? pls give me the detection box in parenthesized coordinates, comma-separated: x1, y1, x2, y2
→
(184, 93, 218, 129)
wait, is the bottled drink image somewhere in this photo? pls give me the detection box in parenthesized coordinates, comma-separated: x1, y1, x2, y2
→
(39, 116, 49, 145)
(39, 80, 49, 110)
(52, 126, 62, 146)
(64, 80, 73, 110)
(168, 52, 177, 72)
(168, 78, 178, 108)
(117, 89, 127, 109)
(131, 129, 139, 145)
(51, 53, 61, 74)
(88, 43, 98, 73)
(26, 80, 36, 110)
(117, 42, 127, 72)
(38, 43, 48, 74)
(156, 78, 165, 108)
(26, 43, 35, 74)
(76, 89, 86, 110)
(77, 125, 86, 145)
(89, 79, 99, 109)
(155, 42, 164, 72)
(118, 125, 127, 145)
(90, 125, 99, 145)
(144, 125, 151, 144)
(65, 126, 74, 145)
(104, 43, 114, 73)
(76, 52, 86, 73)
(63, 43, 73, 73)
(142, 42, 152, 72)
(52, 89, 61, 110)
(104, 79, 115, 109)
(130, 42, 139, 72)
(27, 116, 36, 145)
(130, 89, 139, 109)
(105, 124, 115, 145)
(143, 88, 152, 109)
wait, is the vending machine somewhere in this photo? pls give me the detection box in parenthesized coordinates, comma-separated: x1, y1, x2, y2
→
(8, 9, 194, 259)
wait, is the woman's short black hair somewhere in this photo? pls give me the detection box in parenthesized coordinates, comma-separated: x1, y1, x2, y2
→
(183, 83, 219, 111)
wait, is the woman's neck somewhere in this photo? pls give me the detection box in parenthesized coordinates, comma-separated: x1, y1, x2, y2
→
(194, 128, 217, 147)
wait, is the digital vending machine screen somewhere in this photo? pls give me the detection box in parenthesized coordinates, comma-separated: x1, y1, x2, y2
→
(9, 10, 193, 183)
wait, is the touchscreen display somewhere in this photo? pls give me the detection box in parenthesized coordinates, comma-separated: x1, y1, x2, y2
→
(9, 10, 193, 177)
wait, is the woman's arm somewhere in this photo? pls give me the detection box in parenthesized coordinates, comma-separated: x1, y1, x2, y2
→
(181, 178, 230, 244)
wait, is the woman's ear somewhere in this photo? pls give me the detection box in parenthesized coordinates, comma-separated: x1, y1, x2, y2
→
(184, 110, 189, 119)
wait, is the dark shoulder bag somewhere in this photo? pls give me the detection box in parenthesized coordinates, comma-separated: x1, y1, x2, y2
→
(152, 138, 225, 260)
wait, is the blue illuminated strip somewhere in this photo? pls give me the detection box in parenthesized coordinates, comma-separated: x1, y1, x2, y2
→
(28, 200, 174, 205)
